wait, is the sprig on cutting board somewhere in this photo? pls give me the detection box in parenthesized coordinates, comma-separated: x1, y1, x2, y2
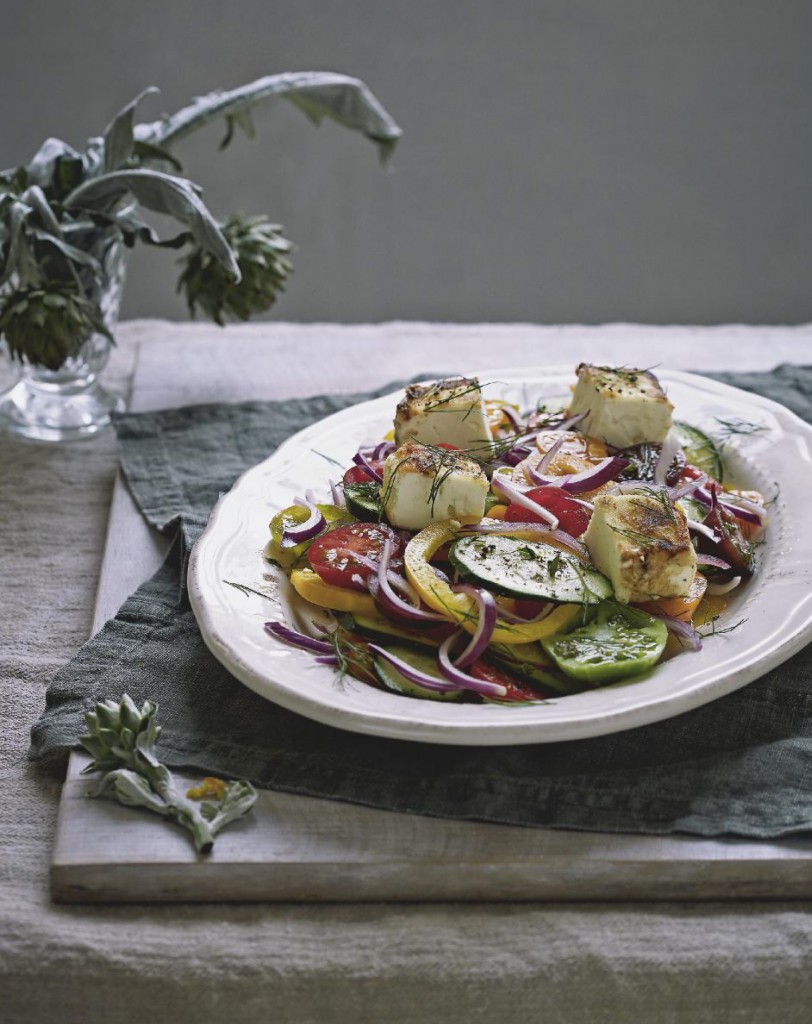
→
(78, 695, 257, 853)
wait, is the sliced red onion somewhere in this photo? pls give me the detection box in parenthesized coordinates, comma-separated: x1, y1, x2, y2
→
(491, 472, 559, 528)
(264, 621, 335, 654)
(528, 456, 629, 494)
(668, 472, 708, 501)
(695, 553, 732, 570)
(372, 441, 397, 460)
(369, 539, 448, 623)
(315, 655, 340, 666)
(649, 613, 703, 652)
(693, 486, 765, 526)
(496, 602, 555, 624)
(368, 643, 462, 693)
(706, 576, 742, 595)
(502, 445, 533, 467)
(460, 521, 589, 560)
(687, 518, 722, 544)
(437, 635, 508, 697)
(329, 478, 345, 506)
(536, 433, 568, 475)
(280, 499, 326, 548)
(450, 583, 498, 666)
(557, 410, 589, 432)
(352, 449, 383, 483)
(499, 404, 524, 431)
(654, 433, 683, 486)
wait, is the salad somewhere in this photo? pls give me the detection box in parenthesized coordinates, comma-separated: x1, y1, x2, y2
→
(263, 365, 768, 704)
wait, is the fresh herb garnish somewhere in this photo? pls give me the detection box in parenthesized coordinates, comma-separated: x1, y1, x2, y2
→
(79, 695, 257, 854)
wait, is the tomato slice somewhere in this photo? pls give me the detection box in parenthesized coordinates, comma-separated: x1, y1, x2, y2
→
(307, 523, 404, 591)
(503, 486, 591, 537)
(469, 658, 551, 702)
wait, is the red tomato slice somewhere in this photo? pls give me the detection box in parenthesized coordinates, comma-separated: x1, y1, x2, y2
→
(503, 486, 591, 537)
(343, 463, 383, 485)
(307, 523, 404, 591)
(469, 659, 550, 702)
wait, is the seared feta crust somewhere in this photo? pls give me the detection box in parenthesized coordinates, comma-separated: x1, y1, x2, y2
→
(583, 491, 696, 603)
(569, 364, 673, 449)
(382, 441, 488, 531)
(394, 377, 493, 453)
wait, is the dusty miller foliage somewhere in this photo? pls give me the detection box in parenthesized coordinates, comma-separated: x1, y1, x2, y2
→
(0, 73, 401, 366)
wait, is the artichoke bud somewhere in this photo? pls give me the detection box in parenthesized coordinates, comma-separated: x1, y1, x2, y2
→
(119, 694, 143, 734)
(0, 281, 112, 370)
(177, 213, 293, 326)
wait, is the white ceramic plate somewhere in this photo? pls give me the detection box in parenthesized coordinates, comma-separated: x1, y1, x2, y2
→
(188, 366, 812, 746)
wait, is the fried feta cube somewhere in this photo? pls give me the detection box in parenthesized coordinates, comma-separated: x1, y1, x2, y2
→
(583, 491, 696, 603)
(394, 377, 493, 454)
(569, 364, 673, 448)
(381, 441, 488, 531)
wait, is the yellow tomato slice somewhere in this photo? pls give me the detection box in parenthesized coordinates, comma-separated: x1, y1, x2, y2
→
(634, 573, 708, 623)
(290, 568, 378, 616)
(404, 518, 582, 644)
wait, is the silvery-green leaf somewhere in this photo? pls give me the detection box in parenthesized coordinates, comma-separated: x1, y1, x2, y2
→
(64, 170, 239, 279)
(135, 71, 402, 164)
(19, 185, 62, 236)
(131, 140, 183, 172)
(29, 229, 102, 273)
(0, 200, 38, 287)
(25, 138, 82, 189)
(103, 86, 160, 172)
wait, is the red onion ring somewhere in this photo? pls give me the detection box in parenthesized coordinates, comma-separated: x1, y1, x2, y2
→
(649, 613, 703, 651)
(437, 635, 508, 697)
(668, 472, 708, 501)
(496, 601, 555, 624)
(706, 576, 742, 595)
(692, 486, 766, 526)
(695, 553, 732, 570)
(527, 456, 629, 494)
(368, 643, 462, 693)
(498, 404, 524, 431)
(329, 479, 345, 506)
(536, 433, 568, 475)
(450, 583, 498, 666)
(686, 518, 722, 544)
(654, 433, 683, 486)
(369, 539, 448, 623)
(352, 449, 383, 483)
(491, 472, 559, 528)
(264, 621, 335, 655)
(557, 410, 589, 432)
(280, 499, 326, 547)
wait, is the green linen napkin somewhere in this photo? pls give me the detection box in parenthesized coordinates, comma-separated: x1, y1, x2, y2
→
(29, 367, 812, 838)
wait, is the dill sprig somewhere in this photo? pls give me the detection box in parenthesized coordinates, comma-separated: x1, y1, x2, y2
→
(698, 616, 748, 638)
(713, 417, 767, 444)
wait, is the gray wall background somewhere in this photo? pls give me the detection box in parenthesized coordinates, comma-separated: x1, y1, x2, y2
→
(2, 0, 811, 324)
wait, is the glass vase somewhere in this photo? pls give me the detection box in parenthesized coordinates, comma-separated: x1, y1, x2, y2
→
(0, 232, 128, 443)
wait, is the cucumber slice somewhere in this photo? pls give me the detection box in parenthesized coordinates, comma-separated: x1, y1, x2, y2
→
(674, 421, 724, 482)
(449, 535, 612, 604)
(541, 602, 668, 684)
(344, 482, 384, 522)
(340, 613, 446, 649)
(373, 644, 465, 702)
(489, 641, 585, 695)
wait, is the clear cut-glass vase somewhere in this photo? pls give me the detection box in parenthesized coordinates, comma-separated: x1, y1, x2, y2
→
(0, 232, 128, 443)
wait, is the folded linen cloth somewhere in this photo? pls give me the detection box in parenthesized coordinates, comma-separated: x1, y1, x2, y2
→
(29, 366, 812, 838)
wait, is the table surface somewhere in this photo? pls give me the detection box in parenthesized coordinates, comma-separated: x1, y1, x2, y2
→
(4, 320, 812, 1024)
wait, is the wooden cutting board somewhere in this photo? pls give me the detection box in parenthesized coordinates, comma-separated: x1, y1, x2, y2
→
(50, 333, 812, 903)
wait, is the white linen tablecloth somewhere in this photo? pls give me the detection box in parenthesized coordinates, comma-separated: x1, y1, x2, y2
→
(3, 320, 812, 1024)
